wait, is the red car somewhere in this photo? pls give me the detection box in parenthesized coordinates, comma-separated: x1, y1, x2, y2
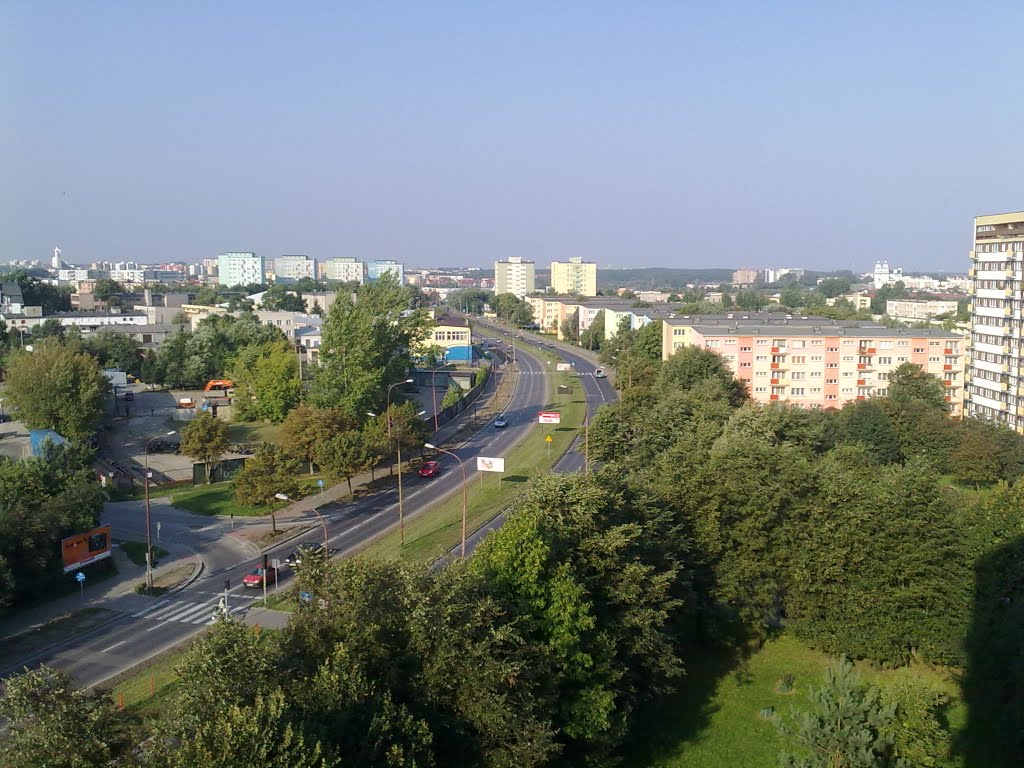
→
(242, 567, 276, 588)
(418, 460, 442, 478)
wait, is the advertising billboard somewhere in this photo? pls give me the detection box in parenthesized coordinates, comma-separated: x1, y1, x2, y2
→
(556, 363, 572, 371)
(476, 456, 505, 473)
(538, 411, 561, 424)
(61, 524, 112, 573)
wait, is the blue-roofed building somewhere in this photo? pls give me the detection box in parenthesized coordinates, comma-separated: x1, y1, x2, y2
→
(30, 429, 68, 457)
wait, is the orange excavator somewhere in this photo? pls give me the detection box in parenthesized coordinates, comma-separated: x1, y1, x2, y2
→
(204, 379, 233, 392)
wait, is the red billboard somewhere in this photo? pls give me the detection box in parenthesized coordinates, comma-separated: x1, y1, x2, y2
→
(61, 524, 112, 573)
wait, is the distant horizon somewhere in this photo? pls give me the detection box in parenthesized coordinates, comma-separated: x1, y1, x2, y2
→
(5, 4, 1022, 272)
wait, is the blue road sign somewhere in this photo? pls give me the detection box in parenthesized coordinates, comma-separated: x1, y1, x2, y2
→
(317, 479, 324, 488)
(75, 571, 85, 583)
(299, 591, 313, 603)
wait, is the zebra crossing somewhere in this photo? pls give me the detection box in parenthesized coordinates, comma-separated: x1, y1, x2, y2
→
(130, 595, 255, 626)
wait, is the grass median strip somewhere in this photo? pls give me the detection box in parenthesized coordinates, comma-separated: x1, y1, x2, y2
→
(361, 344, 587, 563)
(116, 540, 170, 567)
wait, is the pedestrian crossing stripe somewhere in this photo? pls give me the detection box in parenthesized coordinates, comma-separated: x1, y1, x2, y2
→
(131, 599, 249, 626)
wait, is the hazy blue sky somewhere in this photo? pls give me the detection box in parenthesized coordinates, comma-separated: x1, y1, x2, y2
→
(3, 2, 1022, 272)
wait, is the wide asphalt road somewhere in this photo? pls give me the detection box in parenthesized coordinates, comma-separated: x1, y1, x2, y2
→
(455, 321, 618, 554)
(3, 338, 551, 691)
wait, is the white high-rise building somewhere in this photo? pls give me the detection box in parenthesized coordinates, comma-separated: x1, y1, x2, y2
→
(324, 257, 366, 283)
(273, 255, 316, 282)
(217, 252, 264, 287)
(967, 210, 1024, 430)
(494, 256, 536, 299)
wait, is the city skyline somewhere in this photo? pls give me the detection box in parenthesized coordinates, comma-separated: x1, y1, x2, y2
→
(4, 3, 1023, 271)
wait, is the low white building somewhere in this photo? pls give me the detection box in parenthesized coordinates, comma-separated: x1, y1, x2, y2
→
(885, 299, 958, 321)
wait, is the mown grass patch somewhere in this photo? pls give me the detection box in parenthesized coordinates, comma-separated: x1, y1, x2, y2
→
(623, 634, 966, 768)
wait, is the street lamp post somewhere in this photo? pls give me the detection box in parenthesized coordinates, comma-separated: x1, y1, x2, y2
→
(394, 409, 426, 547)
(385, 379, 414, 475)
(274, 493, 328, 549)
(425, 442, 468, 557)
(144, 431, 176, 592)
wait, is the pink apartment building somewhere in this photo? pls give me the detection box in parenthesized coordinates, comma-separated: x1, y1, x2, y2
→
(661, 316, 964, 415)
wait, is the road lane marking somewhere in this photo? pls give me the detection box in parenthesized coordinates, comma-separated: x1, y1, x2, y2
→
(145, 620, 171, 632)
(130, 599, 170, 618)
(144, 602, 190, 620)
(173, 603, 216, 623)
(101, 640, 127, 653)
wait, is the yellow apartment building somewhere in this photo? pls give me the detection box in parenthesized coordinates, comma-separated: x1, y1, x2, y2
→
(550, 257, 598, 296)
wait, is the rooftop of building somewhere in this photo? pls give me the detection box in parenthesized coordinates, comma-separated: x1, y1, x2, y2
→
(433, 315, 469, 327)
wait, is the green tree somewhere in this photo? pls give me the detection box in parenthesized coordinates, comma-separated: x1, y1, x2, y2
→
(472, 473, 683, 763)
(151, 689, 337, 768)
(877, 672, 951, 768)
(777, 659, 899, 768)
(91, 278, 125, 302)
(951, 420, 1004, 487)
(446, 287, 490, 315)
(0, 665, 140, 768)
(887, 362, 949, 412)
(579, 309, 605, 351)
(779, 282, 805, 309)
(440, 382, 463, 409)
(4, 339, 109, 440)
(261, 284, 307, 312)
(312, 273, 431, 417)
(817, 277, 853, 298)
(180, 412, 229, 483)
(164, 618, 280, 737)
(660, 344, 748, 406)
(560, 308, 580, 343)
(835, 399, 902, 464)
(230, 339, 301, 423)
(82, 329, 143, 377)
(234, 443, 301, 532)
(314, 429, 371, 499)
(279, 404, 354, 473)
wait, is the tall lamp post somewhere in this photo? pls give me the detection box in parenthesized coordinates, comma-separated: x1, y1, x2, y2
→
(384, 379, 414, 475)
(274, 493, 328, 549)
(425, 442, 468, 556)
(144, 431, 176, 592)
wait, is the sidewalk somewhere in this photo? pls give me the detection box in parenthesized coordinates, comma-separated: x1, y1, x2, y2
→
(0, 541, 202, 644)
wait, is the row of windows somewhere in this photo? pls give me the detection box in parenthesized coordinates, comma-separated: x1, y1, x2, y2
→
(973, 350, 1006, 364)
(974, 297, 1009, 308)
(976, 241, 1024, 253)
(973, 331, 1006, 346)
(434, 330, 469, 342)
(698, 336, 950, 348)
(975, 280, 1009, 290)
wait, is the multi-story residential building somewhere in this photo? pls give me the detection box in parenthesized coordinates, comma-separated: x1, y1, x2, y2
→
(732, 268, 760, 286)
(662, 315, 964, 415)
(885, 299, 958, 321)
(494, 256, 535, 299)
(323, 257, 366, 283)
(273, 255, 316, 283)
(202, 258, 219, 278)
(217, 252, 264, 287)
(966, 210, 1024, 429)
(367, 259, 405, 284)
(550, 257, 598, 296)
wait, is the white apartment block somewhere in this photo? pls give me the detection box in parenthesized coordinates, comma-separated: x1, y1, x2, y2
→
(494, 256, 535, 299)
(324, 257, 366, 283)
(967, 210, 1024, 430)
(885, 299, 958, 321)
(550, 257, 598, 296)
(274, 255, 316, 282)
(217, 252, 264, 288)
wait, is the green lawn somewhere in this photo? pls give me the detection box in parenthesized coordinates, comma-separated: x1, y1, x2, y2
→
(624, 634, 966, 768)
(226, 421, 282, 444)
(168, 483, 287, 517)
(116, 540, 170, 567)
(362, 344, 587, 562)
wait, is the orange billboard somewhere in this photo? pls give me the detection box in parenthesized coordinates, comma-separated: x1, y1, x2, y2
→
(61, 524, 112, 573)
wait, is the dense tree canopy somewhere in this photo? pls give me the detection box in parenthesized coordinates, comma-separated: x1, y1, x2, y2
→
(3, 339, 109, 440)
(311, 273, 431, 418)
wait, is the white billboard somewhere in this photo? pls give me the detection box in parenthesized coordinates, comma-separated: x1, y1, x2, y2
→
(538, 411, 561, 424)
(556, 363, 572, 371)
(476, 456, 505, 473)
